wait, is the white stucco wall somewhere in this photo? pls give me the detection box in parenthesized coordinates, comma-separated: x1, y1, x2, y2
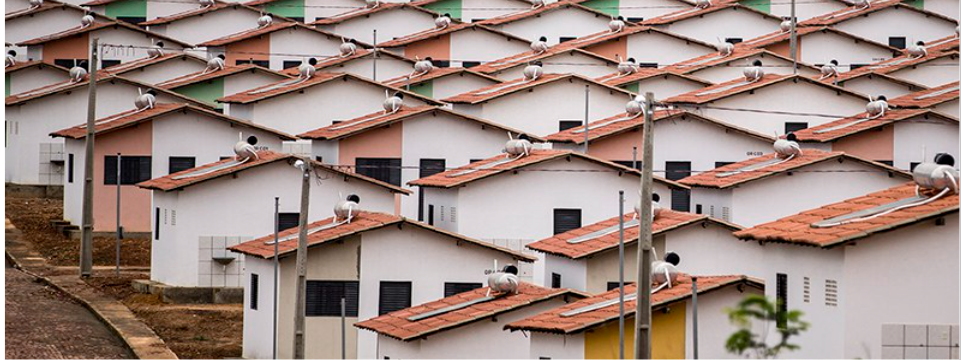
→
(631, 75, 710, 99)
(241, 256, 277, 360)
(689, 55, 819, 84)
(427, 73, 501, 99)
(622, 31, 716, 67)
(541, 253, 588, 292)
(320, 55, 415, 82)
(886, 55, 960, 88)
(770, 0, 847, 21)
(493, 52, 618, 80)
(97, 28, 186, 65)
(932, 98, 959, 118)
(145, 8, 262, 46)
(324, 8, 437, 45)
(660, 8, 780, 46)
(449, 28, 531, 66)
(797, 31, 897, 72)
(6, 66, 69, 95)
(665, 222, 766, 279)
(837, 76, 922, 99)
(614, 0, 694, 22)
(530, 332, 586, 359)
(892, 115, 960, 170)
(834, 7, 958, 49)
(6, 8, 88, 45)
(267, 28, 344, 71)
(493, 8, 610, 45)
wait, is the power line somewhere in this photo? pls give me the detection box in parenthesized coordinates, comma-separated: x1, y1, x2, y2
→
(134, 0, 850, 11)
(331, 163, 916, 174)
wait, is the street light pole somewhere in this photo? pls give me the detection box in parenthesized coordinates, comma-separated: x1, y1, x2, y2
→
(634, 91, 655, 359)
(80, 38, 99, 278)
(292, 158, 311, 359)
(273, 197, 280, 360)
(115, 152, 122, 276)
(618, 190, 625, 360)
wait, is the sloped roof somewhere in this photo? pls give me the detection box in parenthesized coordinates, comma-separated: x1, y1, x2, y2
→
(442, 73, 633, 104)
(527, 209, 740, 259)
(664, 74, 870, 104)
(642, 2, 780, 25)
(140, 2, 270, 25)
(356, 282, 585, 341)
(545, 110, 772, 145)
(469, 48, 617, 75)
(888, 81, 959, 108)
(280, 49, 409, 75)
(832, 51, 959, 83)
(734, 182, 959, 248)
(550, 26, 715, 55)
(376, 23, 528, 48)
(4, 60, 70, 74)
(383, 67, 502, 88)
(505, 275, 762, 334)
(792, 109, 956, 143)
(678, 150, 908, 189)
(157, 64, 290, 89)
(217, 72, 442, 105)
(311, 2, 444, 25)
(596, 68, 713, 87)
(477, 1, 610, 26)
(98, 52, 207, 77)
(799, 0, 957, 26)
(16, 20, 192, 47)
(228, 211, 536, 261)
(198, 22, 344, 47)
(49, 103, 295, 140)
(5, 75, 212, 108)
(408, 149, 688, 189)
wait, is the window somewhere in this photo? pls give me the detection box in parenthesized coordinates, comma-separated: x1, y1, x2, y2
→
(849, 64, 868, 70)
(314, 17, 327, 22)
(666, 162, 691, 212)
(104, 156, 151, 185)
(116, 16, 146, 24)
(419, 159, 446, 178)
(68, 154, 74, 183)
(101, 60, 121, 68)
(614, 160, 641, 170)
(877, 160, 894, 166)
(470, 159, 483, 163)
(553, 209, 581, 234)
(715, 161, 734, 168)
(462, 61, 481, 68)
(803, 276, 810, 303)
(444, 282, 482, 297)
(428, 205, 435, 226)
(356, 158, 402, 186)
(278, 213, 300, 232)
(559, 120, 582, 131)
(434, 60, 451, 68)
(637, 62, 658, 68)
(627, 17, 644, 23)
(155, 208, 160, 240)
(607, 282, 634, 291)
(695, 204, 702, 214)
(236, 59, 270, 67)
(283, 60, 302, 69)
(287, 17, 305, 23)
(315, 156, 323, 163)
(54, 59, 86, 69)
(784, 122, 808, 134)
(306, 280, 359, 317)
(888, 37, 907, 49)
(250, 274, 259, 310)
(910, 162, 920, 171)
(776, 273, 787, 328)
(168, 156, 195, 175)
(379, 281, 412, 315)
(725, 38, 743, 44)
(551, 273, 562, 288)
(560, 37, 577, 43)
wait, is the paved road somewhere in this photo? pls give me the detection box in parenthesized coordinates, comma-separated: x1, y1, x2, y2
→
(5, 260, 133, 359)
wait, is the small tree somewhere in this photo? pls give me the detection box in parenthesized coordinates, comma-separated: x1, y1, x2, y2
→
(725, 294, 809, 359)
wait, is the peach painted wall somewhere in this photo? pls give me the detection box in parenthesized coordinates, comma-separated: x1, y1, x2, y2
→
(93, 122, 153, 233)
(226, 36, 270, 66)
(404, 34, 451, 62)
(765, 38, 799, 59)
(588, 128, 644, 162)
(337, 123, 403, 168)
(42, 32, 89, 65)
(833, 124, 894, 162)
(584, 39, 627, 61)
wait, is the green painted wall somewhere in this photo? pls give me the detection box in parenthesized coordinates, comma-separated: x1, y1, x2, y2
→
(173, 78, 225, 109)
(105, 0, 147, 18)
(5, 74, 10, 97)
(408, 81, 433, 98)
(902, 0, 923, 9)
(622, 82, 639, 93)
(740, 0, 771, 13)
(266, 0, 305, 18)
(582, 0, 619, 16)
(422, 0, 462, 20)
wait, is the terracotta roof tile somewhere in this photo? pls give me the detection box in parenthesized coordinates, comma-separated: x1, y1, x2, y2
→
(505, 275, 760, 333)
(218, 72, 441, 105)
(408, 149, 686, 189)
(664, 73, 788, 103)
(923, 35, 959, 54)
(5, 75, 211, 108)
(736, 26, 829, 49)
(471, 47, 616, 75)
(16, 20, 191, 47)
(278, 49, 406, 76)
(831, 51, 959, 83)
(798, 0, 948, 26)
(443, 73, 631, 104)
(888, 81, 960, 108)
(383, 67, 501, 87)
(356, 282, 583, 341)
(49, 103, 295, 140)
(310, 3, 436, 25)
(527, 209, 739, 259)
(734, 182, 960, 247)
(678, 150, 906, 188)
(198, 22, 341, 47)
(642, 2, 777, 25)
(791, 109, 955, 142)
(545, 110, 771, 145)
(157, 64, 289, 89)
(98, 53, 205, 77)
(376, 23, 525, 48)
(3, 60, 70, 74)
(477, 1, 606, 26)
(140, 2, 260, 25)
(137, 151, 409, 194)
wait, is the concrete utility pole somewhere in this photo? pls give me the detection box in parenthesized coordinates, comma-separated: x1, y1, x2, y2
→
(372, 30, 378, 81)
(115, 152, 122, 276)
(692, 276, 700, 359)
(789, 0, 798, 74)
(293, 158, 311, 359)
(80, 38, 99, 277)
(618, 190, 626, 360)
(634, 91, 655, 359)
(273, 197, 280, 360)
(584, 85, 590, 153)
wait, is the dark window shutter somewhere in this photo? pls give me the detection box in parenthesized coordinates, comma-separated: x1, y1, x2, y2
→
(168, 157, 196, 175)
(428, 205, 435, 226)
(725, 38, 743, 44)
(116, 16, 146, 25)
(278, 213, 300, 232)
(910, 162, 920, 171)
(356, 158, 402, 186)
(776, 273, 788, 329)
(283, 60, 302, 69)
(607, 282, 634, 291)
(306, 281, 359, 317)
(888, 37, 907, 49)
(715, 161, 734, 168)
(551, 273, 562, 288)
(68, 154, 74, 183)
(553, 209, 581, 234)
(666, 162, 692, 212)
(637, 63, 658, 68)
(419, 159, 446, 178)
(54, 59, 76, 69)
(378, 281, 412, 315)
(559, 120, 582, 131)
(462, 61, 481, 68)
(250, 274, 259, 310)
(100, 60, 122, 68)
(434, 60, 451, 68)
(559, 37, 576, 43)
(877, 160, 894, 166)
(444, 282, 482, 297)
(105, 155, 118, 185)
(154, 207, 160, 240)
(614, 160, 641, 170)
(784, 122, 808, 134)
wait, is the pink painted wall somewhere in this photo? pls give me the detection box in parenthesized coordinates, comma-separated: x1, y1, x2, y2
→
(833, 124, 894, 162)
(42, 33, 89, 65)
(93, 122, 153, 232)
(226, 36, 270, 66)
(588, 128, 644, 161)
(584, 38, 627, 61)
(337, 123, 403, 168)
(404, 34, 451, 62)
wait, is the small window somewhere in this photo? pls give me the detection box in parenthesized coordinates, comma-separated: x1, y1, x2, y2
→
(419, 159, 446, 178)
(314, 17, 327, 22)
(551, 273, 562, 288)
(306, 280, 360, 317)
(168, 156, 196, 175)
(54, 59, 86, 70)
(627, 17, 644, 23)
(101, 60, 122, 68)
(155, 207, 161, 240)
(613, 160, 641, 170)
(695, 204, 702, 214)
(725, 38, 743, 44)
(283, 60, 302, 69)
(553, 209, 581, 234)
(444, 282, 482, 297)
(784, 122, 808, 134)
(559, 120, 582, 132)
(278, 213, 300, 232)
(428, 205, 435, 226)
(434, 60, 451, 68)
(849, 64, 868, 70)
(250, 274, 259, 310)
(462, 61, 481, 68)
(236, 59, 270, 68)
(379, 281, 412, 315)
(68, 154, 74, 183)
(287, 17, 305, 23)
(877, 160, 894, 166)
(469, 159, 483, 163)
(888, 37, 907, 49)
(559, 37, 577, 43)
(356, 158, 402, 186)
(104, 156, 152, 185)
(116, 16, 146, 24)
(910, 162, 920, 171)
(315, 156, 323, 163)
(637, 62, 658, 68)
(606, 282, 634, 291)
(776, 273, 788, 329)
(666, 162, 692, 212)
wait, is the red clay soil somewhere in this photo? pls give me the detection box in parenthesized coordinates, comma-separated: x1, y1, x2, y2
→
(4, 196, 150, 266)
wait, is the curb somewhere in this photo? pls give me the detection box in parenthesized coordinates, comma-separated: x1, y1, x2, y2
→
(5, 222, 178, 359)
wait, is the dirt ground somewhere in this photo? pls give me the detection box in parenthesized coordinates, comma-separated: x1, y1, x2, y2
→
(4, 196, 150, 266)
(7, 195, 243, 359)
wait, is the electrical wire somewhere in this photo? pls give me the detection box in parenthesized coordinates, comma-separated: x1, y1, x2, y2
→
(126, 0, 854, 11)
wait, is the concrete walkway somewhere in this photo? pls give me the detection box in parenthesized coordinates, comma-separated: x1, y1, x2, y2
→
(6, 219, 178, 359)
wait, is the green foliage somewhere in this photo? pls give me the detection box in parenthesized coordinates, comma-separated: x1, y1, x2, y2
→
(725, 294, 809, 358)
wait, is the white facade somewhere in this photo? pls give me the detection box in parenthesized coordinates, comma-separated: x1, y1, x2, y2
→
(447, 27, 532, 67)
(687, 54, 819, 83)
(413, 72, 501, 99)
(883, 55, 960, 88)
(487, 7, 611, 46)
(40, 27, 187, 65)
(832, 6, 959, 49)
(690, 158, 910, 227)
(770, 0, 848, 21)
(604, 0, 694, 22)
(318, 54, 415, 82)
(144, 7, 264, 46)
(110, 57, 209, 85)
(794, 30, 898, 72)
(4, 65, 69, 95)
(318, 8, 438, 45)
(890, 114, 957, 169)
(655, 7, 781, 46)
(601, 30, 717, 68)
(151, 160, 401, 287)
(836, 75, 927, 99)
(491, 52, 618, 80)
(453, 0, 532, 22)
(628, 75, 711, 99)
(6, 7, 90, 47)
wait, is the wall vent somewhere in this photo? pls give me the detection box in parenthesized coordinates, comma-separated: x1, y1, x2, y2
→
(803, 277, 810, 303)
(825, 279, 838, 307)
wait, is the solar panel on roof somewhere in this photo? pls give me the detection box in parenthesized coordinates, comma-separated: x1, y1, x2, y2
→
(447, 155, 520, 177)
(571, 114, 640, 134)
(810, 194, 928, 228)
(566, 219, 639, 244)
(560, 293, 637, 317)
(916, 85, 959, 100)
(405, 295, 497, 321)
